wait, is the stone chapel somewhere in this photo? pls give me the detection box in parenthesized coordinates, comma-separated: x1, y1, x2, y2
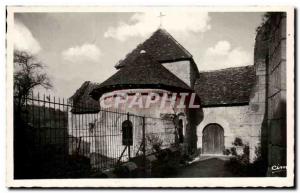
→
(69, 13, 287, 176)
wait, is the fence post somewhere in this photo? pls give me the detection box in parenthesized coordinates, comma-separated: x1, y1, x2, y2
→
(142, 116, 146, 176)
(127, 112, 130, 161)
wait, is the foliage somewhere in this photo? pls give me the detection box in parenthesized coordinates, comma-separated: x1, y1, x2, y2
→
(223, 137, 245, 156)
(225, 144, 267, 177)
(223, 148, 231, 156)
(146, 133, 163, 153)
(151, 149, 181, 177)
(233, 137, 243, 146)
(113, 165, 131, 178)
(255, 12, 272, 32)
(230, 147, 237, 156)
(14, 50, 52, 108)
(225, 145, 250, 176)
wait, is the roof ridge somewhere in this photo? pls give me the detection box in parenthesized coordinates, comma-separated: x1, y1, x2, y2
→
(115, 28, 192, 68)
(159, 28, 193, 58)
(69, 81, 90, 99)
(199, 65, 254, 73)
(114, 30, 160, 68)
(90, 51, 193, 99)
(194, 64, 256, 106)
(126, 52, 190, 89)
(69, 80, 100, 100)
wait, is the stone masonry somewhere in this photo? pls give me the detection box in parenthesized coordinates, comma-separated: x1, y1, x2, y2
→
(266, 13, 287, 177)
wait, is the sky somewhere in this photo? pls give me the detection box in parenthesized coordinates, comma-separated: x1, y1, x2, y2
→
(14, 11, 265, 98)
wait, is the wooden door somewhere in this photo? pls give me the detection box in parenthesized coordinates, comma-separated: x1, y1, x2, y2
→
(202, 124, 224, 154)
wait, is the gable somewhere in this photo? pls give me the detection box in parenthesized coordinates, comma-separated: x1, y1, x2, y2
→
(162, 60, 191, 86)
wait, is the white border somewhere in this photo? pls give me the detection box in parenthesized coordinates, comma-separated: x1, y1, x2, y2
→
(6, 6, 295, 188)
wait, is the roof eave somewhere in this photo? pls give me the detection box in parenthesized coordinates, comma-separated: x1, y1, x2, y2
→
(201, 102, 250, 108)
(90, 84, 194, 100)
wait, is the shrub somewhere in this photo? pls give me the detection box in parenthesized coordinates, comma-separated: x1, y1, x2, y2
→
(233, 137, 243, 146)
(113, 165, 130, 178)
(243, 145, 250, 156)
(247, 145, 268, 176)
(223, 149, 231, 155)
(230, 147, 237, 156)
(225, 144, 268, 177)
(146, 133, 163, 153)
(151, 153, 179, 177)
(239, 145, 250, 165)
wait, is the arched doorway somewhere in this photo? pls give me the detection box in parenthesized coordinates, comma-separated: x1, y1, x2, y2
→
(202, 124, 224, 154)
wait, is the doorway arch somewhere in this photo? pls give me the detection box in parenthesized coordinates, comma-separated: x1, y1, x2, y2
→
(202, 124, 224, 154)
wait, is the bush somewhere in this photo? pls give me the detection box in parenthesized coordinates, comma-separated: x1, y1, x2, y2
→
(151, 152, 179, 177)
(233, 137, 243, 146)
(223, 149, 231, 155)
(146, 133, 163, 153)
(113, 165, 130, 178)
(149, 147, 185, 177)
(225, 144, 268, 177)
(230, 147, 237, 156)
(247, 145, 267, 176)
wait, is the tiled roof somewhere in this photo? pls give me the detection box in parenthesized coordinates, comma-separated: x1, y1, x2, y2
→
(69, 81, 100, 113)
(115, 28, 192, 69)
(195, 65, 256, 107)
(90, 52, 193, 100)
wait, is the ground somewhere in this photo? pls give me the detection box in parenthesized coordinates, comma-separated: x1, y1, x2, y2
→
(172, 157, 238, 177)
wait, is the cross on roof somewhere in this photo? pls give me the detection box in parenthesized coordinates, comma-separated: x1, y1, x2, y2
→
(158, 12, 166, 28)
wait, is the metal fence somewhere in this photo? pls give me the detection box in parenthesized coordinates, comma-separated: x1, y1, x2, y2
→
(13, 93, 176, 178)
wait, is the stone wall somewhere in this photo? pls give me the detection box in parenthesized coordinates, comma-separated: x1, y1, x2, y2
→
(196, 14, 287, 167)
(252, 13, 287, 176)
(161, 60, 200, 153)
(196, 104, 263, 162)
(68, 88, 179, 168)
(253, 19, 270, 169)
(266, 13, 287, 176)
(99, 89, 186, 117)
(162, 60, 199, 87)
(162, 60, 191, 86)
(68, 110, 176, 168)
(196, 34, 268, 162)
(99, 88, 184, 150)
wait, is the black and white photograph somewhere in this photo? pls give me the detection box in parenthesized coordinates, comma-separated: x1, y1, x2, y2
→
(6, 6, 294, 188)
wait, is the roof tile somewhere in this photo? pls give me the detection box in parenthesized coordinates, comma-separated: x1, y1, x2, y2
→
(194, 65, 256, 106)
(115, 28, 192, 69)
(90, 53, 192, 99)
(69, 81, 100, 113)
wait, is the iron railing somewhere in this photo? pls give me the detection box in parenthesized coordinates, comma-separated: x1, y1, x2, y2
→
(13, 92, 176, 178)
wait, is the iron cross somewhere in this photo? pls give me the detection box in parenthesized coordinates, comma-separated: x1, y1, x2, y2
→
(158, 12, 166, 28)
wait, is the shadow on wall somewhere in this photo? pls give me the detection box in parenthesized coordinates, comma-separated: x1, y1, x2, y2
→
(261, 98, 287, 177)
(186, 107, 203, 154)
(259, 103, 269, 176)
(269, 99, 287, 176)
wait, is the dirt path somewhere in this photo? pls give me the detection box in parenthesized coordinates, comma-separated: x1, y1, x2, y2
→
(172, 157, 238, 177)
